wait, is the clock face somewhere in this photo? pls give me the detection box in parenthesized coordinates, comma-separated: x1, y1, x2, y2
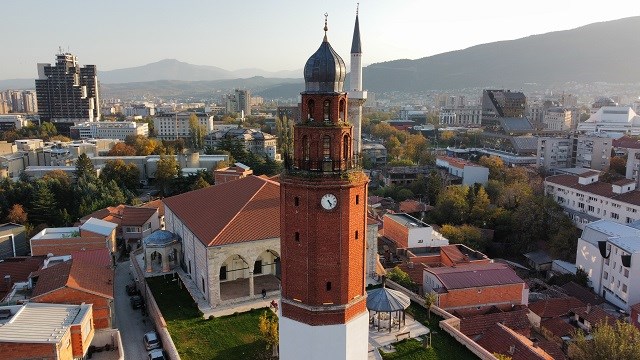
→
(321, 193, 338, 210)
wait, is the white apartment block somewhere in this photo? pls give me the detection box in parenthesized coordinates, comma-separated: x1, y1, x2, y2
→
(70, 121, 149, 140)
(537, 134, 612, 171)
(575, 220, 640, 312)
(543, 107, 572, 131)
(545, 171, 640, 229)
(0, 115, 29, 130)
(153, 112, 214, 141)
(438, 106, 481, 127)
(435, 156, 489, 186)
(124, 104, 155, 117)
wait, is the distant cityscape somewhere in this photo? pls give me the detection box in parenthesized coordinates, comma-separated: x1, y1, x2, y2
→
(1, 10, 640, 360)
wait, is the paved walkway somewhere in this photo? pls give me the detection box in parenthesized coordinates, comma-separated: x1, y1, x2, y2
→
(367, 316, 430, 359)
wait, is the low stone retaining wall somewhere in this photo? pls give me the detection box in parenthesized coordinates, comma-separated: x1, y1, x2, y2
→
(130, 250, 181, 360)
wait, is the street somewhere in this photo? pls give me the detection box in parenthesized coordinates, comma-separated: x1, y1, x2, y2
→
(114, 261, 155, 360)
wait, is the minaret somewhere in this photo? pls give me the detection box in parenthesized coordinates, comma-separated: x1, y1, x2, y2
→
(279, 14, 370, 360)
(348, 4, 367, 155)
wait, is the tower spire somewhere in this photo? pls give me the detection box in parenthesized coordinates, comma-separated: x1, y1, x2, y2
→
(323, 13, 328, 42)
(351, 8, 361, 53)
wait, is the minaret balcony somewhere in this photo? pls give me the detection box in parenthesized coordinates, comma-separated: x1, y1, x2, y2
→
(285, 155, 363, 178)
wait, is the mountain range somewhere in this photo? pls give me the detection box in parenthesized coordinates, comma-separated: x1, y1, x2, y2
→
(2, 16, 639, 96)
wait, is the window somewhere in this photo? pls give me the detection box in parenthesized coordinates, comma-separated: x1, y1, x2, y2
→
(624, 268, 629, 278)
(295, 197, 299, 206)
(254, 260, 263, 274)
(295, 232, 300, 242)
(302, 135, 309, 161)
(611, 212, 619, 220)
(627, 217, 634, 224)
(588, 205, 594, 212)
(604, 271, 608, 280)
(355, 231, 359, 239)
(326, 282, 332, 291)
(307, 99, 315, 120)
(578, 202, 585, 209)
(323, 136, 331, 159)
(202, 277, 206, 291)
(356, 195, 359, 205)
(605, 257, 610, 265)
(623, 284, 628, 293)
(343, 134, 350, 160)
(220, 266, 227, 281)
(323, 100, 331, 122)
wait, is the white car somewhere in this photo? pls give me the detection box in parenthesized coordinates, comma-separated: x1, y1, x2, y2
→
(143, 331, 160, 351)
(148, 349, 166, 360)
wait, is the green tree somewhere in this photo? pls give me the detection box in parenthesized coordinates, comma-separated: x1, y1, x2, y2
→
(424, 292, 438, 320)
(609, 156, 626, 176)
(426, 170, 443, 205)
(74, 153, 95, 180)
(155, 155, 179, 195)
(479, 155, 506, 181)
(276, 115, 294, 163)
(188, 113, 206, 150)
(191, 176, 211, 191)
(101, 159, 140, 192)
(571, 321, 640, 360)
(385, 135, 403, 160)
(434, 185, 469, 225)
(386, 266, 417, 291)
(258, 311, 279, 354)
(470, 186, 491, 226)
(39, 122, 58, 138)
(29, 181, 58, 226)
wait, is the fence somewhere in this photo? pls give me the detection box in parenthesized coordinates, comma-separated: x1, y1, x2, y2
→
(130, 249, 181, 360)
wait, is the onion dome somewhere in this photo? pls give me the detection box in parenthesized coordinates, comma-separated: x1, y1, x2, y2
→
(304, 14, 346, 93)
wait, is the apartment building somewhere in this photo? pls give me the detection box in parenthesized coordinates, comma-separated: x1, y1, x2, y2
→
(544, 171, 640, 229)
(575, 220, 640, 312)
(438, 106, 482, 127)
(537, 134, 612, 172)
(70, 121, 149, 140)
(543, 107, 572, 131)
(153, 112, 213, 141)
(435, 156, 489, 185)
(382, 213, 449, 249)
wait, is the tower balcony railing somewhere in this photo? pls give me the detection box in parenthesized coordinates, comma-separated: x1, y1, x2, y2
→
(285, 154, 363, 177)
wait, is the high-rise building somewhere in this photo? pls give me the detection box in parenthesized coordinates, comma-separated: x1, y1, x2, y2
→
(224, 89, 251, 117)
(279, 17, 369, 360)
(481, 89, 526, 129)
(347, 7, 366, 154)
(35, 53, 100, 132)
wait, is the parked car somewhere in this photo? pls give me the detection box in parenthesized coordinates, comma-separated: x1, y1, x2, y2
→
(143, 331, 161, 351)
(125, 283, 138, 296)
(130, 295, 143, 309)
(148, 349, 165, 360)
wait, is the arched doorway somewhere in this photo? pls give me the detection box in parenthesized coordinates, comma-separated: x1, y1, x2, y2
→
(253, 250, 281, 297)
(219, 254, 251, 301)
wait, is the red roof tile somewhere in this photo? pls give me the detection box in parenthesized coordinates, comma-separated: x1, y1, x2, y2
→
(71, 248, 112, 267)
(163, 175, 280, 247)
(0, 257, 45, 300)
(559, 282, 605, 305)
(613, 136, 640, 149)
(80, 205, 157, 226)
(476, 323, 553, 360)
(537, 339, 567, 360)
(460, 308, 531, 337)
(426, 263, 524, 290)
(540, 317, 576, 338)
(529, 297, 585, 319)
(141, 199, 165, 217)
(571, 305, 617, 327)
(546, 174, 640, 206)
(31, 258, 113, 299)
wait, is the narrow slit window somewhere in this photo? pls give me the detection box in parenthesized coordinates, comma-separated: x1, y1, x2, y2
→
(355, 230, 359, 239)
(326, 282, 332, 291)
(295, 232, 300, 242)
(294, 196, 299, 206)
(356, 195, 359, 205)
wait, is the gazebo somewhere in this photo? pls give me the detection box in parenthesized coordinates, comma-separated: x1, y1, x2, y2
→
(367, 285, 411, 332)
(143, 230, 181, 273)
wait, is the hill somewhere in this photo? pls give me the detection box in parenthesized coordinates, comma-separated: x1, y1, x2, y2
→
(362, 16, 640, 92)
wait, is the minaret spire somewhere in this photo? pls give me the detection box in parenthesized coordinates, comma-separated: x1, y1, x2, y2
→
(348, 5, 366, 155)
(323, 13, 328, 42)
(351, 8, 361, 53)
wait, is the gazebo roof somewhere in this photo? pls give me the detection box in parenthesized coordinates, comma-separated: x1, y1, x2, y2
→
(366, 286, 410, 312)
(143, 230, 180, 247)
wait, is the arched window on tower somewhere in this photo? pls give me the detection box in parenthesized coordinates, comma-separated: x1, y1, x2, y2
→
(339, 99, 346, 121)
(323, 135, 331, 160)
(302, 135, 310, 163)
(323, 100, 331, 123)
(307, 99, 315, 121)
(343, 134, 350, 162)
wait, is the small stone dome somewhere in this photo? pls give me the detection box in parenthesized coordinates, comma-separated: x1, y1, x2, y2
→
(143, 230, 180, 247)
(303, 25, 346, 93)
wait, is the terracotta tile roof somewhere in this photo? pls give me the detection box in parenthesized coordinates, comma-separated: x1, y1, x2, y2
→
(613, 135, 640, 149)
(163, 175, 280, 247)
(459, 308, 531, 338)
(426, 263, 524, 290)
(632, 302, 640, 314)
(529, 297, 585, 319)
(80, 205, 157, 226)
(71, 248, 112, 267)
(0, 257, 45, 300)
(537, 339, 567, 360)
(571, 305, 617, 327)
(559, 282, 605, 305)
(477, 323, 553, 360)
(540, 317, 576, 338)
(31, 258, 113, 299)
(546, 174, 640, 206)
(141, 199, 165, 217)
(398, 200, 432, 214)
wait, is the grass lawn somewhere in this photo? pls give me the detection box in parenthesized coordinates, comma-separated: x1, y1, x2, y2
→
(147, 275, 274, 360)
(380, 302, 478, 360)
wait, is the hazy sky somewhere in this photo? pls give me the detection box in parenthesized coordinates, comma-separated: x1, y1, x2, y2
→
(2, 0, 638, 79)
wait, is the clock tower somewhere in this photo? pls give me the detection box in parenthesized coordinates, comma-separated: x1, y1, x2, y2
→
(279, 15, 369, 360)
